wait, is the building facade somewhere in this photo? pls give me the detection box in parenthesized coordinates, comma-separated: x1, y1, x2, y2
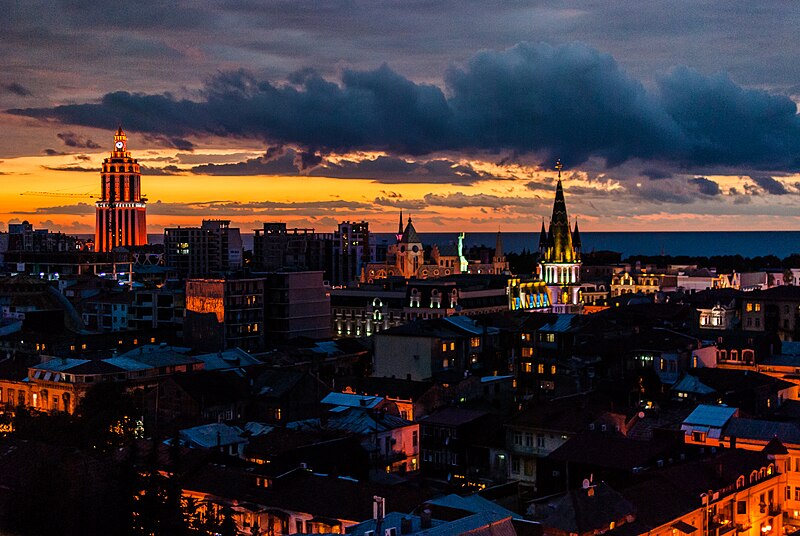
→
(95, 128, 147, 252)
(164, 219, 243, 277)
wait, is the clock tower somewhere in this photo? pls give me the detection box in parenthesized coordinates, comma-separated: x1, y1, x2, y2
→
(95, 127, 147, 252)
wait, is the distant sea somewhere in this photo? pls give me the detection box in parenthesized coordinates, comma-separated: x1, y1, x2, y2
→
(136, 231, 800, 258)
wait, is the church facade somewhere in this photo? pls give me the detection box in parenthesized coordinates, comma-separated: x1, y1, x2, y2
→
(538, 162, 583, 313)
(360, 213, 508, 283)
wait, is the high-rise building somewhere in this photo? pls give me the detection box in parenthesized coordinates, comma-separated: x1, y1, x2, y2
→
(538, 161, 582, 313)
(332, 221, 371, 286)
(164, 219, 243, 277)
(95, 128, 147, 252)
(252, 223, 332, 278)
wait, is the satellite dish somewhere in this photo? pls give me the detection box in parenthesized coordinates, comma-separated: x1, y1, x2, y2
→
(582, 478, 591, 489)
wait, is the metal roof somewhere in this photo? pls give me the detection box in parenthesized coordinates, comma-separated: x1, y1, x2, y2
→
(682, 404, 737, 428)
(321, 392, 383, 410)
(179, 423, 246, 449)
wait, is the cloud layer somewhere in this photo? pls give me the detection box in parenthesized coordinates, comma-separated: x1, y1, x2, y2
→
(11, 42, 800, 171)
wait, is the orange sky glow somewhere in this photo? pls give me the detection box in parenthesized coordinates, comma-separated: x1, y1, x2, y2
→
(4, 129, 800, 236)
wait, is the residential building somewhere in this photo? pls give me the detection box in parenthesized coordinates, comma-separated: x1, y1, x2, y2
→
(263, 271, 330, 342)
(252, 223, 332, 277)
(373, 316, 500, 381)
(184, 277, 265, 351)
(332, 274, 520, 338)
(163, 219, 243, 277)
(742, 286, 800, 341)
(331, 221, 371, 287)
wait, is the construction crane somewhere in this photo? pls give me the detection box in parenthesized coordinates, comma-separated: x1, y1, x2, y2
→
(21, 191, 99, 199)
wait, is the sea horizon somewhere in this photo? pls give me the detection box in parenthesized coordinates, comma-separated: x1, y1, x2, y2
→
(86, 230, 800, 259)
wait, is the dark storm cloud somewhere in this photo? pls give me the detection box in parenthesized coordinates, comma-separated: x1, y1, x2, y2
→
(57, 132, 100, 149)
(141, 134, 195, 151)
(3, 83, 32, 97)
(10, 42, 800, 170)
(146, 199, 373, 217)
(525, 180, 555, 191)
(373, 197, 428, 210)
(42, 149, 67, 156)
(423, 192, 542, 210)
(642, 168, 673, 180)
(373, 192, 547, 211)
(750, 175, 789, 195)
(14, 203, 94, 215)
(689, 177, 721, 196)
(41, 165, 99, 172)
(140, 165, 183, 175)
(192, 151, 299, 176)
(317, 156, 494, 184)
(637, 186, 694, 205)
(192, 149, 497, 184)
(657, 68, 800, 168)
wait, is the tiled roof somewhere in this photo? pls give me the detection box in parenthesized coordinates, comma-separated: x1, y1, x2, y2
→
(724, 418, 800, 446)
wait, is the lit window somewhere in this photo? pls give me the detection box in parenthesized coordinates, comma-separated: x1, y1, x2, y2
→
(550, 365, 556, 375)
(81, 344, 87, 350)
(755, 303, 761, 312)
(523, 362, 532, 373)
(537, 363, 544, 374)
(692, 431, 707, 443)
(470, 337, 481, 348)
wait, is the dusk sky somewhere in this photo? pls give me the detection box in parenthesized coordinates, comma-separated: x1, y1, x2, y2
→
(3, 1, 800, 234)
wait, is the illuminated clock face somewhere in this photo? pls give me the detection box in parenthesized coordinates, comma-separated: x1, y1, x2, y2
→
(115, 141, 124, 149)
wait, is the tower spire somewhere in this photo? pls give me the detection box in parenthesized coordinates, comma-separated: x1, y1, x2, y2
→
(546, 159, 574, 263)
(396, 210, 404, 242)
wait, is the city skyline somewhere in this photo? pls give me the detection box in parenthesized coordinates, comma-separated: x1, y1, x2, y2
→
(2, 3, 800, 234)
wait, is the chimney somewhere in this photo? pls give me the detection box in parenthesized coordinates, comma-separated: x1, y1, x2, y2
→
(421, 508, 432, 529)
(401, 517, 413, 534)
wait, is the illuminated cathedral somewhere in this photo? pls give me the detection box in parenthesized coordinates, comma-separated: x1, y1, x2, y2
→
(94, 128, 147, 252)
(538, 161, 582, 313)
(360, 213, 508, 282)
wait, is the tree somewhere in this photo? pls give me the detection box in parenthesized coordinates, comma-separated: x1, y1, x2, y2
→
(219, 505, 239, 536)
(76, 381, 140, 451)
